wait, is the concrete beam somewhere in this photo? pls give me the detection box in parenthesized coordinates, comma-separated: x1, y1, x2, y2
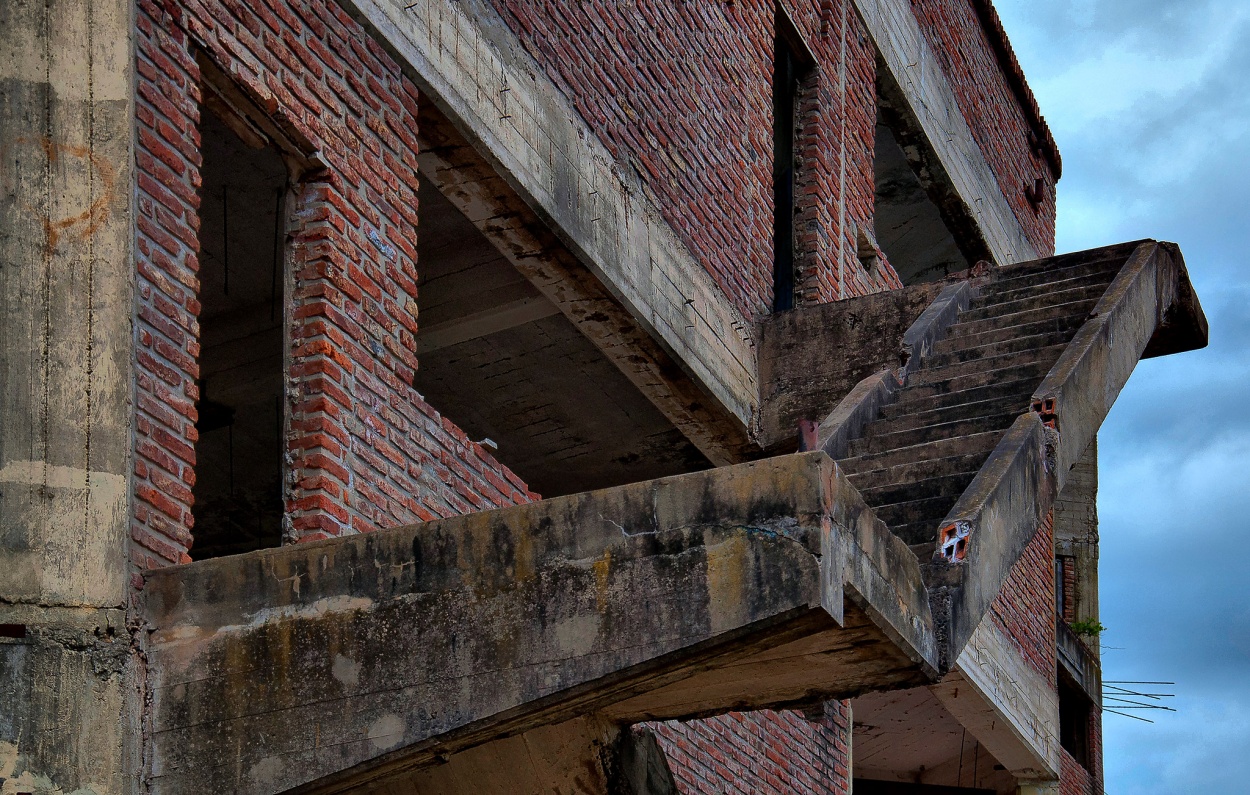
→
(1032, 241, 1207, 492)
(416, 294, 560, 354)
(932, 618, 1061, 780)
(337, 0, 758, 462)
(141, 453, 938, 793)
(855, 0, 1041, 266)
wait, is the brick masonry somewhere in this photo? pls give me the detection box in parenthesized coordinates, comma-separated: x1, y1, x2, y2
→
(489, 0, 903, 316)
(646, 703, 852, 794)
(990, 510, 1058, 685)
(131, 0, 535, 575)
(910, 0, 1058, 257)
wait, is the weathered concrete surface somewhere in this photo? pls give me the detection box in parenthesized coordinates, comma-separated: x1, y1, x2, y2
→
(337, 0, 758, 459)
(1032, 241, 1207, 492)
(933, 616, 1061, 781)
(142, 453, 937, 793)
(856, 0, 1041, 267)
(0, 0, 136, 793)
(927, 414, 1057, 662)
(1055, 439, 1099, 657)
(811, 280, 976, 460)
(757, 281, 949, 449)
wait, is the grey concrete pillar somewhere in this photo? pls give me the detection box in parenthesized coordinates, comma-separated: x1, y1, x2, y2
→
(0, 0, 136, 792)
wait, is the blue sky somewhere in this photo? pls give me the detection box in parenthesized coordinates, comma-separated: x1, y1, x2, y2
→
(995, 1, 1250, 791)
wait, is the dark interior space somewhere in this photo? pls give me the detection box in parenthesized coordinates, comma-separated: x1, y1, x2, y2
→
(1059, 676, 1093, 769)
(413, 181, 710, 498)
(190, 109, 288, 559)
(873, 114, 969, 284)
(772, 9, 814, 311)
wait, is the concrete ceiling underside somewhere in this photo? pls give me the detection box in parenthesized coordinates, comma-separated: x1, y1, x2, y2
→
(853, 687, 1014, 794)
(414, 181, 710, 498)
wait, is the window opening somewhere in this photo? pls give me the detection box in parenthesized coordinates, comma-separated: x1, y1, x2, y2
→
(772, 9, 813, 311)
(190, 108, 289, 559)
(873, 90, 971, 283)
(1059, 677, 1093, 770)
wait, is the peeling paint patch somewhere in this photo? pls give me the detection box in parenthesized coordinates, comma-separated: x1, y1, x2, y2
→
(0, 461, 125, 493)
(332, 653, 360, 688)
(367, 714, 406, 752)
(248, 756, 287, 789)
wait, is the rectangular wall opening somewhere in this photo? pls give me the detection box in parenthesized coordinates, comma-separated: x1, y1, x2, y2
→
(772, 8, 814, 312)
(190, 107, 289, 559)
(1059, 676, 1093, 770)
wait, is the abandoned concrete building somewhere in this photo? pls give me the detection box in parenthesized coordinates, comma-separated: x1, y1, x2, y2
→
(0, 0, 1208, 792)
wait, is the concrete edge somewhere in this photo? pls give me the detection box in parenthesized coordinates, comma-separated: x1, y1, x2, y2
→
(899, 280, 976, 379)
(924, 413, 1057, 667)
(1030, 241, 1170, 489)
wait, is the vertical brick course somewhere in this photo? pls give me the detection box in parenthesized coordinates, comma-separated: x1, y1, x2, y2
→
(989, 510, 1057, 683)
(132, 0, 535, 574)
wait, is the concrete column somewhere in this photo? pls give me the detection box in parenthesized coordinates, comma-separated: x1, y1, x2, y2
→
(1017, 780, 1061, 795)
(0, 0, 136, 792)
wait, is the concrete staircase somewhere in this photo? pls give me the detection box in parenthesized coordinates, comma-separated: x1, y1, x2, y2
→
(836, 254, 1127, 557)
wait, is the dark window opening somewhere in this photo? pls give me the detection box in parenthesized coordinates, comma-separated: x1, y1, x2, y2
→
(1059, 677, 1093, 770)
(873, 95, 971, 284)
(190, 109, 289, 559)
(772, 9, 813, 312)
(1055, 555, 1066, 618)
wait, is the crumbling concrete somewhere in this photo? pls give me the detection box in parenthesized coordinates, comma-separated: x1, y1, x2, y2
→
(142, 453, 937, 793)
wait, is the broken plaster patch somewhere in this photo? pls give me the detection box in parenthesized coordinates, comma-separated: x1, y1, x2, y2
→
(367, 714, 406, 752)
(332, 653, 360, 688)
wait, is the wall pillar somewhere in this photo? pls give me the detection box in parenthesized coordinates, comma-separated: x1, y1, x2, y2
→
(0, 0, 137, 792)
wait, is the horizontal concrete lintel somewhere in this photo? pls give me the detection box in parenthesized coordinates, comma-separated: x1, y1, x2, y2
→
(142, 453, 936, 794)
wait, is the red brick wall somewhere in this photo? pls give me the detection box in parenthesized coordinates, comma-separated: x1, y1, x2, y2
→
(645, 703, 852, 794)
(989, 510, 1057, 683)
(1060, 694, 1104, 795)
(910, 0, 1058, 258)
(131, 0, 535, 574)
(488, 0, 900, 317)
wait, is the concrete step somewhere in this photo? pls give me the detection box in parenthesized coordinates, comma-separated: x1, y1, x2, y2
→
(945, 298, 1099, 340)
(891, 376, 1040, 413)
(873, 393, 1027, 434)
(874, 494, 961, 529)
(980, 257, 1123, 297)
(973, 270, 1118, 308)
(848, 410, 1019, 456)
(907, 343, 1068, 388)
(934, 310, 1088, 352)
(845, 452, 992, 492)
(897, 359, 1053, 401)
(859, 470, 979, 508)
(961, 283, 1109, 323)
(836, 430, 1002, 476)
(907, 540, 938, 559)
(925, 330, 1077, 369)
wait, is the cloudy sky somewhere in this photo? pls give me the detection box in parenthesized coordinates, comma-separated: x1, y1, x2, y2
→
(994, 1, 1250, 791)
